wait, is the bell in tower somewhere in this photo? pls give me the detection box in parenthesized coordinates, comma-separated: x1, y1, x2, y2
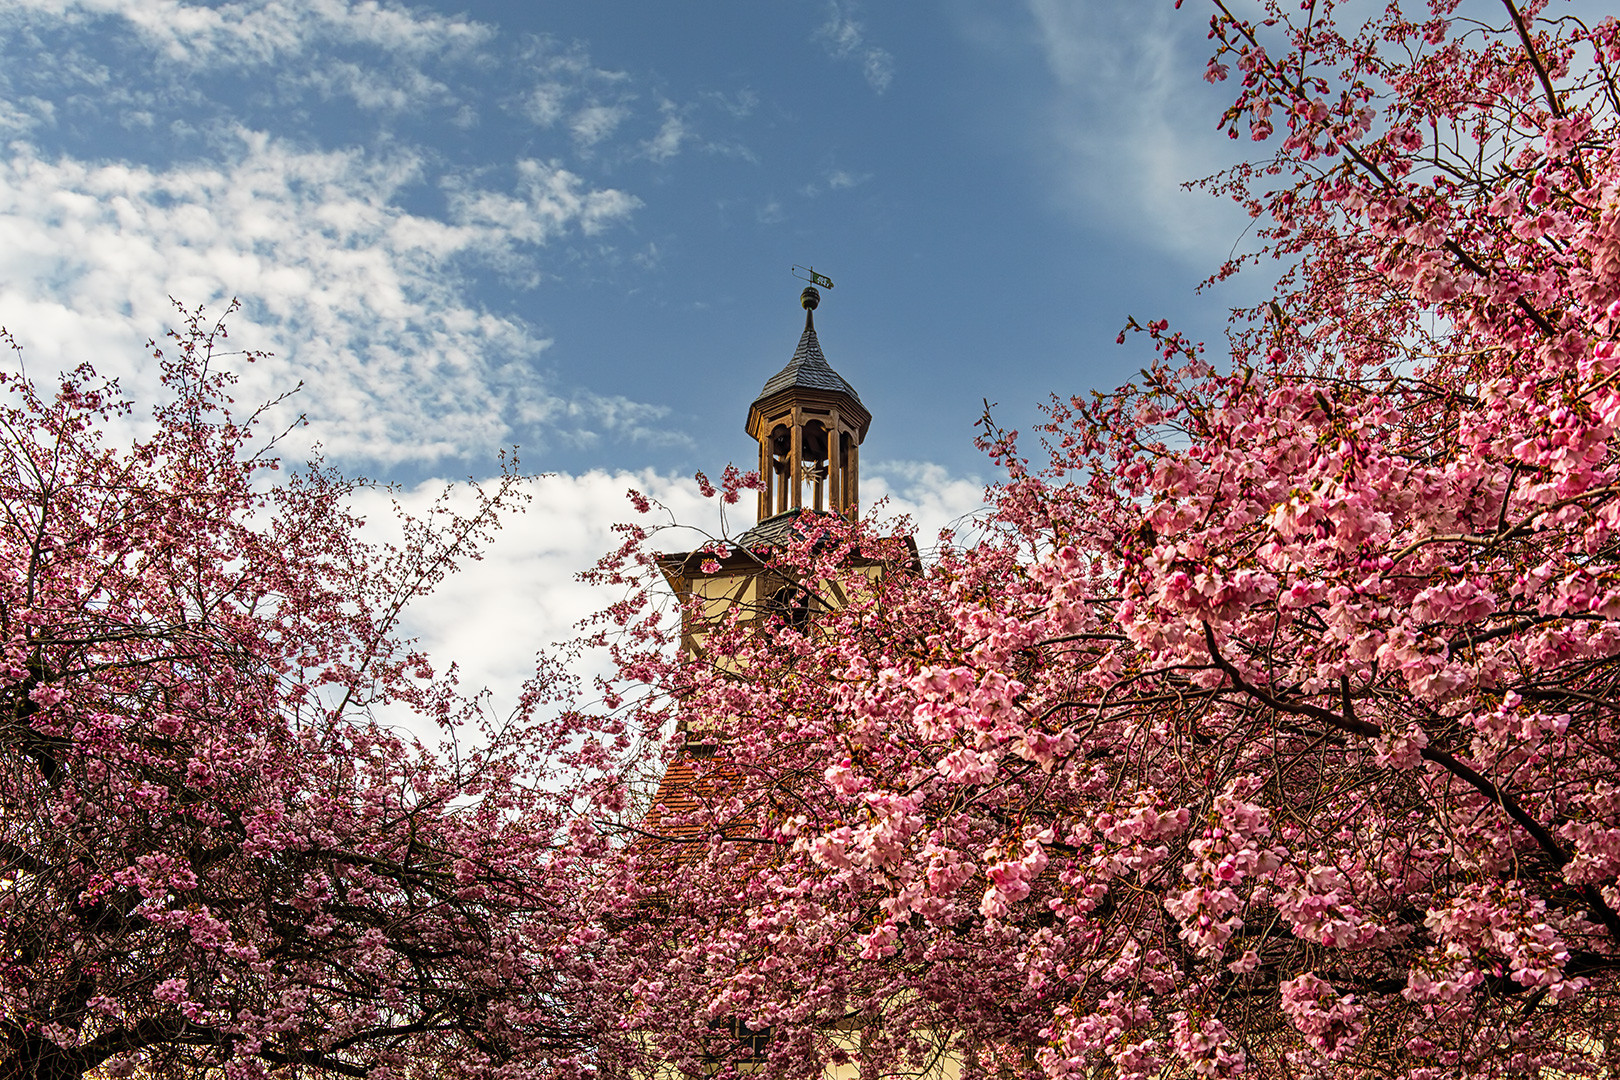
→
(747, 286, 871, 522)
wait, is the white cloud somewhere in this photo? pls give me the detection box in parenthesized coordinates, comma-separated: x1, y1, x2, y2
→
(0, 133, 642, 465)
(803, 165, 873, 197)
(523, 82, 572, 127)
(368, 460, 988, 735)
(631, 242, 660, 270)
(0, 1, 477, 128)
(516, 40, 635, 136)
(0, 96, 55, 135)
(704, 88, 758, 121)
(815, 1, 894, 94)
(1018, 0, 1251, 265)
(864, 460, 989, 556)
(355, 470, 714, 731)
(6, 0, 496, 67)
(571, 103, 629, 147)
(301, 59, 453, 112)
(861, 50, 895, 94)
(557, 393, 693, 451)
(0, 0, 775, 481)
(448, 158, 643, 244)
(643, 105, 687, 163)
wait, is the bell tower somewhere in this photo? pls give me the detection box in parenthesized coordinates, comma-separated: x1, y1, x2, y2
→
(637, 282, 924, 1076)
(655, 283, 895, 658)
(746, 286, 871, 522)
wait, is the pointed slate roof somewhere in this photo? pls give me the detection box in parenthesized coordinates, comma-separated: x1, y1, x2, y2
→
(753, 313, 863, 406)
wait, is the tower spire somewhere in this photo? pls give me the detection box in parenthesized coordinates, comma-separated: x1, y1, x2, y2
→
(746, 287, 870, 522)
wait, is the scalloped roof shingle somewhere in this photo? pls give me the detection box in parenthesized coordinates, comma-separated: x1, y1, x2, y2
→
(753, 318, 862, 405)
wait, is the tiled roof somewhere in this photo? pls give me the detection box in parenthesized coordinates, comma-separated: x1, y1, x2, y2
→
(733, 507, 831, 551)
(753, 317, 862, 405)
(634, 748, 753, 869)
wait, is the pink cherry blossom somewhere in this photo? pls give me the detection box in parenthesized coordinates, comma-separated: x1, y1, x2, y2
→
(0, 305, 630, 1080)
(592, 3, 1620, 1077)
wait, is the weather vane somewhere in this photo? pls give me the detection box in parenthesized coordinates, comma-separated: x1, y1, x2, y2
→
(791, 264, 834, 290)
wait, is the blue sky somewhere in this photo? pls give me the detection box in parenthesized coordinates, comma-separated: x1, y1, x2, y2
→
(0, 0, 1262, 710)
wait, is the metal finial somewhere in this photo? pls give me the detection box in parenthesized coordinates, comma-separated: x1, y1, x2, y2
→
(800, 285, 820, 311)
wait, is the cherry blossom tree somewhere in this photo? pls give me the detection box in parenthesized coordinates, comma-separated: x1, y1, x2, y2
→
(0, 307, 634, 1080)
(597, 2, 1620, 1077)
